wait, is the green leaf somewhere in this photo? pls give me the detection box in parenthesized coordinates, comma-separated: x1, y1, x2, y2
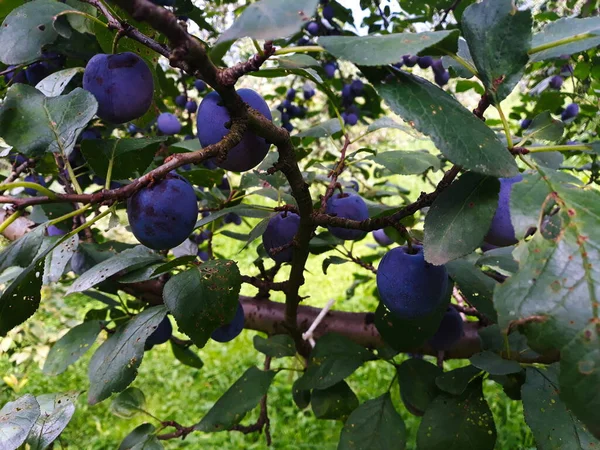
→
(397, 358, 442, 417)
(469, 351, 522, 375)
(0, 227, 44, 273)
(369, 150, 440, 176)
(424, 172, 499, 266)
(361, 67, 518, 178)
(312, 381, 359, 421)
(170, 341, 204, 369)
(292, 377, 311, 410)
(0, 0, 72, 64)
(81, 137, 166, 180)
(320, 31, 458, 66)
(522, 111, 564, 143)
(294, 118, 342, 138)
(253, 334, 296, 358)
(178, 167, 225, 189)
(477, 246, 518, 276)
(67, 246, 163, 295)
(366, 117, 415, 136)
(417, 377, 496, 449)
(0, 84, 97, 157)
(43, 320, 102, 376)
(26, 392, 79, 450)
(295, 333, 374, 390)
(435, 365, 482, 395)
(461, 0, 532, 103)
(0, 394, 41, 450)
(65, 0, 96, 34)
(110, 387, 146, 419)
(217, 0, 319, 43)
(118, 423, 163, 450)
(163, 260, 241, 348)
(277, 54, 320, 69)
(35, 67, 84, 97)
(195, 205, 272, 228)
(529, 17, 600, 62)
(338, 393, 406, 450)
(87, 306, 167, 405)
(43, 234, 78, 284)
(322, 255, 347, 275)
(509, 172, 551, 240)
(523, 365, 600, 449)
(195, 367, 276, 432)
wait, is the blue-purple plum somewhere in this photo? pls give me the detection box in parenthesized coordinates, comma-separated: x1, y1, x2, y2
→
(128, 124, 139, 135)
(344, 113, 358, 126)
(25, 62, 49, 86)
(341, 84, 353, 100)
(211, 302, 244, 343)
(157, 112, 181, 135)
(196, 89, 272, 172)
(351, 80, 364, 96)
(145, 317, 172, 349)
(323, 62, 337, 78)
(561, 103, 579, 121)
(429, 307, 463, 351)
(127, 172, 198, 250)
(47, 225, 66, 237)
(80, 128, 101, 141)
(283, 122, 294, 132)
(325, 192, 369, 240)
(4, 66, 27, 84)
(323, 4, 334, 20)
(24, 174, 46, 196)
(306, 21, 319, 35)
(297, 37, 310, 46)
(520, 118, 532, 129)
(403, 55, 418, 67)
(83, 52, 153, 124)
(286, 88, 296, 101)
(303, 87, 315, 100)
(175, 95, 187, 107)
(431, 59, 444, 75)
(417, 56, 433, 69)
(194, 80, 207, 92)
(376, 245, 448, 319)
(9, 153, 27, 166)
(185, 100, 197, 113)
(549, 75, 563, 90)
(373, 229, 393, 246)
(262, 212, 300, 263)
(197, 250, 209, 261)
(485, 175, 522, 247)
(224, 212, 242, 225)
(434, 70, 450, 87)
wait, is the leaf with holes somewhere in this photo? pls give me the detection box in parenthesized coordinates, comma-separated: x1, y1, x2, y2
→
(26, 391, 79, 450)
(0, 394, 41, 450)
(35, 67, 84, 97)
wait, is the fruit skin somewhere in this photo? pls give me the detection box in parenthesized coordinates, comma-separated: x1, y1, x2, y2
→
(376, 245, 449, 319)
(223, 212, 242, 225)
(323, 62, 337, 78)
(196, 89, 272, 172)
(24, 174, 46, 196)
(127, 172, 198, 250)
(417, 56, 433, 69)
(344, 113, 358, 125)
(157, 112, 181, 135)
(561, 103, 579, 121)
(322, 4, 334, 20)
(4, 66, 27, 84)
(145, 317, 172, 350)
(325, 192, 369, 240)
(428, 307, 464, 351)
(303, 87, 315, 100)
(211, 302, 245, 343)
(485, 175, 522, 247)
(403, 55, 418, 67)
(520, 118, 532, 129)
(434, 70, 450, 87)
(185, 100, 197, 113)
(262, 212, 301, 263)
(175, 95, 187, 107)
(549, 75, 563, 90)
(83, 52, 153, 124)
(306, 21, 319, 35)
(194, 80, 206, 92)
(47, 225, 66, 237)
(373, 229, 393, 246)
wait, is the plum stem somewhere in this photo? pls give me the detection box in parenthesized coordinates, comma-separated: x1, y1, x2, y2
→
(496, 103, 514, 149)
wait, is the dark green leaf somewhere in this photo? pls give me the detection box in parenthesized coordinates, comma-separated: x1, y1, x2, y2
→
(366, 117, 415, 136)
(369, 150, 440, 176)
(292, 377, 311, 410)
(195, 205, 272, 228)
(397, 358, 442, 417)
(163, 260, 241, 348)
(195, 367, 276, 432)
(462, 0, 532, 102)
(43, 234, 78, 284)
(253, 334, 296, 358)
(338, 393, 406, 450)
(417, 377, 496, 449)
(311, 381, 358, 421)
(65, 0, 96, 34)
(278, 54, 320, 69)
(43, 320, 102, 376)
(294, 118, 342, 138)
(523, 111, 564, 142)
(361, 68, 518, 178)
(469, 351, 522, 375)
(170, 341, 204, 369)
(110, 387, 146, 419)
(118, 423, 163, 450)
(322, 255, 347, 275)
(477, 246, 518, 275)
(87, 306, 167, 405)
(424, 172, 499, 265)
(529, 17, 600, 62)
(0, 227, 44, 273)
(0, 394, 41, 450)
(27, 392, 79, 450)
(35, 67, 84, 97)
(178, 167, 225, 189)
(435, 365, 482, 395)
(0, 84, 97, 157)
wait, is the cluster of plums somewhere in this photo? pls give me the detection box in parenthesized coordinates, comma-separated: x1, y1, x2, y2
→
(277, 87, 312, 132)
(3, 52, 65, 87)
(393, 55, 450, 87)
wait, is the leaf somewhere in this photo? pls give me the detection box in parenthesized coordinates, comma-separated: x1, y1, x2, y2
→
(43, 320, 102, 376)
(322, 255, 347, 275)
(0, 0, 72, 64)
(217, 0, 319, 43)
(424, 172, 499, 265)
(522, 111, 564, 143)
(0, 227, 44, 273)
(461, 0, 532, 103)
(26, 392, 79, 450)
(67, 246, 163, 295)
(477, 246, 518, 276)
(361, 67, 518, 178)
(43, 234, 79, 284)
(469, 351, 522, 375)
(0, 394, 41, 450)
(35, 67, 84, 97)
(277, 54, 320, 69)
(170, 341, 204, 369)
(87, 306, 167, 405)
(178, 168, 225, 189)
(195, 205, 272, 228)
(417, 377, 496, 450)
(369, 150, 440, 176)
(163, 260, 241, 348)
(253, 334, 296, 358)
(65, 0, 96, 34)
(311, 381, 358, 421)
(118, 423, 163, 450)
(294, 118, 342, 138)
(338, 393, 406, 450)
(319, 31, 459, 65)
(435, 365, 482, 395)
(366, 117, 415, 135)
(397, 358, 442, 417)
(110, 387, 146, 419)
(509, 172, 554, 240)
(195, 367, 276, 432)
(295, 333, 374, 390)
(523, 365, 600, 449)
(80, 137, 166, 180)
(0, 84, 97, 157)
(529, 17, 600, 62)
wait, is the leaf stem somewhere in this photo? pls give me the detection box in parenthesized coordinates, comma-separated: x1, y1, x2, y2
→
(0, 182, 57, 199)
(105, 152, 115, 191)
(252, 39, 264, 56)
(447, 53, 478, 77)
(273, 46, 325, 56)
(64, 155, 84, 195)
(54, 10, 108, 28)
(0, 210, 23, 234)
(527, 144, 592, 153)
(496, 103, 513, 149)
(48, 204, 92, 227)
(528, 32, 597, 55)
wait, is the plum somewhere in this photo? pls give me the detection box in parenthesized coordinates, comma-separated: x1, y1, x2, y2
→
(561, 103, 579, 121)
(25, 62, 49, 86)
(194, 79, 207, 92)
(325, 192, 369, 240)
(24, 174, 46, 196)
(262, 212, 300, 263)
(549, 75, 563, 90)
(520, 118, 532, 129)
(4, 66, 27, 84)
(417, 56, 433, 69)
(47, 225, 66, 237)
(323, 62, 337, 78)
(485, 174, 522, 247)
(344, 113, 358, 126)
(429, 307, 464, 351)
(373, 229, 393, 246)
(323, 4, 334, 21)
(127, 172, 198, 250)
(307, 21, 319, 35)
(157, 112, 181, 135)
(175, 95, 187, 107)
(83, 52, 154, 124)
(211, 302, 245, 343)
(434, 70, 450, 87)
(303, 87, 316, 100)
(145, 316, 172, 350)
(185, 100, 197, 113)
(224, 212, 242, 225)
(376, 245, 448, 319)
(351, 80, 364, 96)
(196, 89, 272, 172)
(402, 55, 418, 67)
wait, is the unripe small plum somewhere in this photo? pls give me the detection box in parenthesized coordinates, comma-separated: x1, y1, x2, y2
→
(262, 212, 300, 263)
(485, 175, 522, 247)
(224, 212, 242, 225)
(211, 302, 245, 343)
(429, 307, 464, 351)
(307, 21, 319, 35)
(325, 192, 369, 240)
(4, 66, 27, 84)
(283, 122, 294, 132)
(323, 62, 337, 79)
(549, 75, 563, 90)
(157, 112, 181, 135)
(373, 229, 393, 246)
(303, 87, 315, 100)
(25, 62, 49, 86)
(197, 250, 209, 261)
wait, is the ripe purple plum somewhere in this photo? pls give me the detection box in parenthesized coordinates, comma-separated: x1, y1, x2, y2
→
(157, 112, 181, 135)
(325, 192, 369, 240)
(429, 307, 464, 351)
(373, 229, 393, 246)
(485, 175, 523, 247)
(211, 302, 245, 343)
(262, 212, 300, 263)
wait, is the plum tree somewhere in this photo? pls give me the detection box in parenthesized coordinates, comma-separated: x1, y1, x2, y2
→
(262, 212, 301, 263)
(485, 175, 523, 247)
(126, 172, 198, 250)
(211, 303, 245, 343)
(377, 245, 448, 319)
(428, 307, 464, 351)
(83, 52, 154, 124)
(196, 89, 272, 171)
(145, 317, 173, 349)
(325, 192, 369, 240)
(157, 112, 181, 135)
